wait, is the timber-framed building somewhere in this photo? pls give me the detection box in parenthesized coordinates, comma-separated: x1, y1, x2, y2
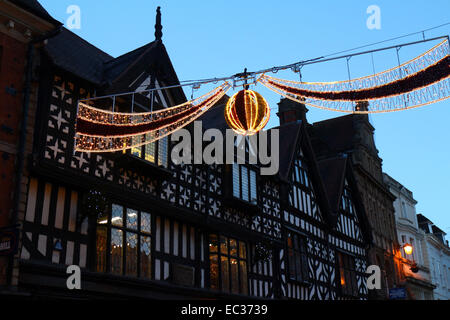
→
(4, 2, 373, 300)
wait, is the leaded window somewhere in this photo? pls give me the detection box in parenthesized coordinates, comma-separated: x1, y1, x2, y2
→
(96, 204, 152, 279)
(289, 154, 315, 216)
(129, 134, 168, 168)
(209, 234, 248, 295)
(232, 163, 257, 205)
(337, 251, 358, 297)
(286, 231, 309, 282)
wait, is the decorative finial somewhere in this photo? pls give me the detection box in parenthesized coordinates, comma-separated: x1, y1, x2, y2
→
(155, 6, 163, 41)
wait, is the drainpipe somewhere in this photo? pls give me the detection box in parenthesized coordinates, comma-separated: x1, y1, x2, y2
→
(7, 25, 62, 288)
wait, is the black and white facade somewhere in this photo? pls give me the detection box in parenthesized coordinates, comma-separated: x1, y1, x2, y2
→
(15, 22, 372, 299)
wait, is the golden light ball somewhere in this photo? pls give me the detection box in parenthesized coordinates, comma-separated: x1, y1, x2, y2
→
(224, 89, 270, 135)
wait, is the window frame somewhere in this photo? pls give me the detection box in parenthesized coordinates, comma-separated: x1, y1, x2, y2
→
(285, 228, 309, 284)
(336, 250, 359, 298)
(208, 234, 249, 295)
(232, 163, 258, 205)
(129, 135, 169, 168)
(96, 203, 153, 279)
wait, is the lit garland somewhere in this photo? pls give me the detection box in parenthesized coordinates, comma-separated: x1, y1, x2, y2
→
(224, 89, 270, 135)
(74, 38, 450, 154)
(75, 82, 231, 152)
(260, 39, 450, 113)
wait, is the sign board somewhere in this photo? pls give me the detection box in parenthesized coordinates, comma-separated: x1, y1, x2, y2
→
(389, 287, 407, 300)
(0, 227, 19, 256)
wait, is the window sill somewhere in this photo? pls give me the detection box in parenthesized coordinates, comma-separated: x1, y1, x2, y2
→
(106, 152, 172, 180)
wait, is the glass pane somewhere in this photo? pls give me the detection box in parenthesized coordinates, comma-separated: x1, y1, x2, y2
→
(158, 137, 168, 168)
(97, 210, 108, 225)
(131, 135, 142, 157)
(239, 261, 248, 295)
(241, 166, 249, 202)
(96, 226, 107, 272)
(140, 235, 152, 279)
(287, 233, 293, 249)
(141, 212, 151, 234)
(230, 239, 238, 257)
(209, 234, 218, 253)
(295, 253, 302, 280)
(250, 170, 257, 204)
(239, 242, 246, 259)
(230, 258, 239, 294)
(126, 233, 138, 276)
(144, 133, 156, 163)
(111, 228, 123, 275)
(111, 204, 123, 227)
(293, 188, 298, 209)
(232, 163, 240, 198)
(210, 254, 219, 290)
(288, 248, 296, 280)
(220, 236, 228, 254)
(126, 208, 138, 230)
(221, 256, 230, 292)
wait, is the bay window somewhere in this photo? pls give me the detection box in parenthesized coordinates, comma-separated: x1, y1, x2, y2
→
(209, 234, 248, 295)
(96, 204, 152, 278)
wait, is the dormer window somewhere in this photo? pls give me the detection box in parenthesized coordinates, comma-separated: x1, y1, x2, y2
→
(232, 163, 257, 205)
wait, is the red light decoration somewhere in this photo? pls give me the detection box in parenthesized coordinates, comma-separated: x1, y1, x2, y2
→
(224, 89, 270, 135)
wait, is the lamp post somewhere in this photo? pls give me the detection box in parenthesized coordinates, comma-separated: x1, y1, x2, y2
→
(403, 243, 418, 273)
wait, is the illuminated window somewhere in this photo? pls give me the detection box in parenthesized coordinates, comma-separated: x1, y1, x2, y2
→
(286, 231, 308, 282)
(232, 163, 257, 205)
(209, 234, 248, 295)
(337, 252, 358, 297)
(96, 204, 152, 278)
(129, 133, 168, 168)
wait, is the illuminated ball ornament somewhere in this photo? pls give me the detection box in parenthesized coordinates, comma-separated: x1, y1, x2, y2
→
(224, 89, 270, 135)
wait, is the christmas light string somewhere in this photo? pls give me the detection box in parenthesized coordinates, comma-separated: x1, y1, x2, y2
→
(259, 39, 450, 113)
(74, 34, 450, 152)
(75, 82, 230, 152)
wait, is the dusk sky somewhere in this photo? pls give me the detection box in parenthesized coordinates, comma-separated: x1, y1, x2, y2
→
(40, 0, 450, 239)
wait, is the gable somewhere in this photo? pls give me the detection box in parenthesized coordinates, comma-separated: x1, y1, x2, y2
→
(288, 147, 324, 223)
(336, 178, 364, 243)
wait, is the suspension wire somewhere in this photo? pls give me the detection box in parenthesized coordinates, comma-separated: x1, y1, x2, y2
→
(79, 23, 450, 103)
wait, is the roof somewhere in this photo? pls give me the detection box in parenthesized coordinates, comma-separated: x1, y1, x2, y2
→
(309, 115, 356, 155)
(11, 0, 61, 25)
(271, 121, 303, 182)
(317, 156, 347, 213)
(103, 42, 157, 83)
(45, 28, 113, 85)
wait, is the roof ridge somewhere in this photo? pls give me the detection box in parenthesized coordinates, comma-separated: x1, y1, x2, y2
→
(104, 41, 156, 65)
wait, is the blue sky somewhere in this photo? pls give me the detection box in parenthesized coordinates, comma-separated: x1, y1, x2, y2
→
(40, 0, 450, 239)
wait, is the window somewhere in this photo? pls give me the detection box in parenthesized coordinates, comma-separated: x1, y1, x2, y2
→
(289, 155, 317, 216)
(232, 163, 257, 205)
(286, 231, 308, 282)
(209, 234, 248, 295)
(401, 202, 407, 218)
(96, 204, 152, 278)
(129, 133, 168, 168)
(337, 252, 358, 297)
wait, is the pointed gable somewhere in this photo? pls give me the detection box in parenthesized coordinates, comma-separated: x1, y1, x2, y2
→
(318, 155, 372, 244)
(275, 121, 334, 224)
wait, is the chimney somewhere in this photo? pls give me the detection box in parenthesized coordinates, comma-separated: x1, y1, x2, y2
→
(276, 97, 308, 125)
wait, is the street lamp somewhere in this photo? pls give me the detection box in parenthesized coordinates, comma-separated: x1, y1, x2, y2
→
(402, 243, 418, 273)
(403, 243, 413, 255)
